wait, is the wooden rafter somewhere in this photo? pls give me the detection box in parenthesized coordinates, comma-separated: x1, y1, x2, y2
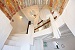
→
(49, 0, 53, 11)
(37, 20, 43, 25)
(34, 20, 50, 30)
(11, 0, 19, 12)
(4, 0, 16, 16)
(0, 1, 11, 19)
(53, 0, 59, 10)
(35, 16, 57, 30)
(50, 0, 53, 7)
(59, 0, 66, 14)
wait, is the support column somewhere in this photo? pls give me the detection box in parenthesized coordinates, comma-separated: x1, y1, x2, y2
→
(28, 24, 34, 45)
(49, 12, 61, 39)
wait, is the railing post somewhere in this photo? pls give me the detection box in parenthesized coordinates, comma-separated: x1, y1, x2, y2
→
(26, 21, 31, 34)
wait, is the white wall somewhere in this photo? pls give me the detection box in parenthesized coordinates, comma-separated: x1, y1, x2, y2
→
(0, 10, 12, 50)
(21, 43, 30, 50)
(11, 12, 28, 34)
(30, 39, 44, 50)
(55, 16, 65, 28)
(34, 15, 65, 38)
(44, 0, 75, 49)
(28, 24, 34, 45)
(44, 35, 75, 50)
(34, 27, 52, 37)
(61, 0, 75, 36)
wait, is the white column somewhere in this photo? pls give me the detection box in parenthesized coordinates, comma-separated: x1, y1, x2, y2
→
(40, 9, 61, 39)
(40, 39, 44, 50)
(28, 24, 34, 45)
(49, 12, 61, 39)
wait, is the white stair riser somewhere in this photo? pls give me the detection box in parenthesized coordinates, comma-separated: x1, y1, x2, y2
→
(3, 34, 31, 50)
(5, 40, 23, 46)
(8, 36, 28, 41)
(2, 45, 20, 50)
(12, 34, 29, 36)
(5, 38, 30, 46)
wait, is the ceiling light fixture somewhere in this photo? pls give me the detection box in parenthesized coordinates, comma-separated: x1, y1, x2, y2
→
(30, 10, 37, 18)
(20, 16, 23, 19)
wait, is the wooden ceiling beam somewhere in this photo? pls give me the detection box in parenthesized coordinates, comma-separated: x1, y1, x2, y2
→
(0, 1, 11, 20)
(35, 16, 57, 30)
(59, 0, 66, 14)
(53, 0, 59, 10)
(11, 0, 18, 12)
(34, 20, 50, 30)
(37, 11, 54, 25)
(4, 0, 16, 16)
(50, 0, 53, 7)
(37, 20, 43, 25)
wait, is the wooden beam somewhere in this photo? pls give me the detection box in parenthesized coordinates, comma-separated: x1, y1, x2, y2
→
(11, 0, 18, 12)
(37, 20, 43, 25)
(34, 20, 50, 30)
(37, 11, 54, 25)
(0, 1, 11, 20)
(53, 0, 59, 10)
(59, 0, 66, 14)
(35, 16, 57, 30)
(4, 0, 16, 16)
(50, 0, 53, 7)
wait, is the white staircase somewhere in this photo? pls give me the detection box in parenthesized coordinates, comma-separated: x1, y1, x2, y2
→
(2, 45, 20, 50)
(2, 34, 28, 50)
(2, 24, 34, 50)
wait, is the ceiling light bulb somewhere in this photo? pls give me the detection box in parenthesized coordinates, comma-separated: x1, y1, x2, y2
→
(20, 16, 23, 19)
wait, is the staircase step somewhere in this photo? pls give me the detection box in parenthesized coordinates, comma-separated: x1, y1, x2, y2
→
(2, 45, 20, 50)
(8, 36, 27, 41)
(5, 40, 23, 46)
(10, 34, 28, 37)
(8, 36, 19, 40)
